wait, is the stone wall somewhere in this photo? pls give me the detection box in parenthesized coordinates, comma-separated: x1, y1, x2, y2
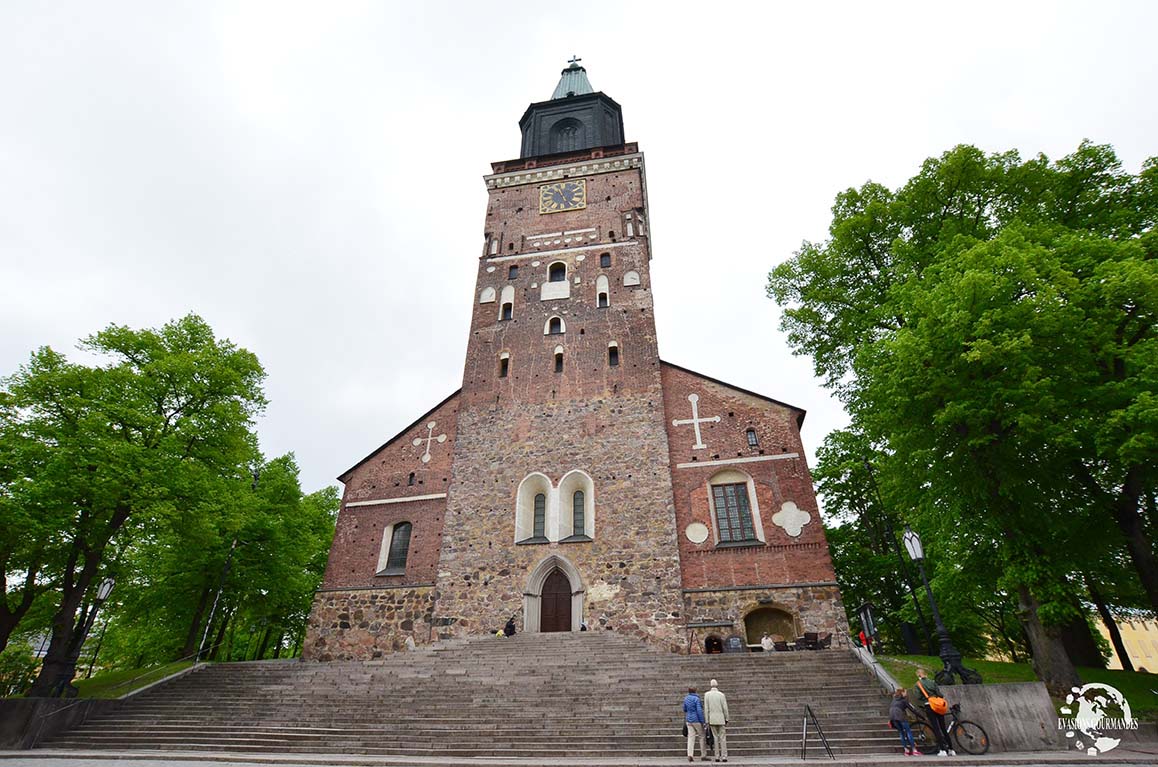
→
(302, 585, 437, 661)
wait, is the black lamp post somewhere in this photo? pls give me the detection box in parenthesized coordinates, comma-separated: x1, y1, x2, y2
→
(902, 526, 982, 685)
(82, 577, 116, 677)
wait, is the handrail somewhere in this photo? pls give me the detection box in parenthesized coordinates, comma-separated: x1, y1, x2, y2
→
(851, 644, 900, 693)
(801, 704, 835, 760)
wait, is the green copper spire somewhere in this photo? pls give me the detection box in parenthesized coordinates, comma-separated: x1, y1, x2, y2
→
(551, 56, 594, 99)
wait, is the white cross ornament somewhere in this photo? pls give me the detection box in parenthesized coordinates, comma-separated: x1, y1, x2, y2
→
(412, 421, 447, 463)
(671, 393, 720, 450)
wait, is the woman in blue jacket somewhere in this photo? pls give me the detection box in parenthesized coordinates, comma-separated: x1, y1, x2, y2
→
(682, 686, 708, 762)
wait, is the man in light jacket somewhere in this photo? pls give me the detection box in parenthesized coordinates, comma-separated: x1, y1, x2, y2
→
(704, 678, 729, 762)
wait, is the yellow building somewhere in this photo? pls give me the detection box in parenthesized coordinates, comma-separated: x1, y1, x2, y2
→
(1097, 616, 1158, 672)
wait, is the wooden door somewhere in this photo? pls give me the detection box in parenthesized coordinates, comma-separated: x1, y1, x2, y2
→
(540, 569, 571, 632)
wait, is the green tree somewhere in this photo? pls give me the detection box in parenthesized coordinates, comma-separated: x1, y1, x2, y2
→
(1, 315, 266, 695)
(768, 142, 1157, 694)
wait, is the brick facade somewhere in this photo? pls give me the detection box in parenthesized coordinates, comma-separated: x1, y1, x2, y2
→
(304, 81, 849, 660)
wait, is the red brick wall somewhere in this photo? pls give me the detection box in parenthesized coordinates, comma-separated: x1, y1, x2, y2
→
(661, 364, 838, 590)
(319, 393, 459, 590)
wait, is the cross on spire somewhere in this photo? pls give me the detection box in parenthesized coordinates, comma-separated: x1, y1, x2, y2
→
(567, 55, 582, 67)
(671, 393, 720, 450)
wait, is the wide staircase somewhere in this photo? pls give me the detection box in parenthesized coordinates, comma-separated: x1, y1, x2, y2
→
(44, 632, 896, 758)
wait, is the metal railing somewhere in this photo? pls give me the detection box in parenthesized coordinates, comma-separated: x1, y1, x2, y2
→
(801, 704, 835, 760)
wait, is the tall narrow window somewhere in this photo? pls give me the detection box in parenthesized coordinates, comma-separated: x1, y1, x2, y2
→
(384, 522, 412, 573)
(548, 317, 563, 334)
(596, 275, 609, 308)
(501, 302, 513, 321)
(608, 343, 620, 367)
(555, 351, 564, 373)
(499, 355, 509, 378)
(572, 490, 585, 536)
(600, 253, 611, 268)
(508, 265, 519, 279)
(746, 429, 759, 447)
(533, 493, 546, 538)
(549, 262, 566, 282)
(712, 484, 757, 543)
(407, 472, 415, 486)
(598, 293, 609, 308)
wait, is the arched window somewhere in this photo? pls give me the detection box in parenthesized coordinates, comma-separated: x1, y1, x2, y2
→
(515, 473, 552, 544)
(596, 275, 609, 308)
(746, 429, 759, 447)
(377, 521, 412, 575)
(554, 346, 564, 373)
(708, 469, 765, 545)
(544, 316, 566, 335)
(558, 469, 594, 540)
(407, 472, 415, 486)
(572, 490, 584, 535)
(550, 118, 584, 153)
(499, 285, 514, 321)
(533, 493, 546, 538)
(499, 353, 509, 378)
(608, 342, 620, 367)
(549, 262, 566, 282)
(600, 252, 611, 268)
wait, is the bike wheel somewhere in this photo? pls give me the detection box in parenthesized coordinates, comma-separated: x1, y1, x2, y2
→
(952, 720, 990, 755)
(913, 722, 939, 755)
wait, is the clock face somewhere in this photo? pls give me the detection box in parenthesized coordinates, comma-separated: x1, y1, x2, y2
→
(539, 180, 587, 214)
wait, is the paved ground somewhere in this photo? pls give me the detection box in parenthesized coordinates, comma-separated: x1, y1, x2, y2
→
(2, 747, 1158, 767)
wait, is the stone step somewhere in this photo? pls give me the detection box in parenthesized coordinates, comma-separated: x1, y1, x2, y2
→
(42, 633, 889, 758)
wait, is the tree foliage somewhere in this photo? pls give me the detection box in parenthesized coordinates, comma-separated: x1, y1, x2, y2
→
(1, 315, 337, 695)
(769, 142, 1157, 693)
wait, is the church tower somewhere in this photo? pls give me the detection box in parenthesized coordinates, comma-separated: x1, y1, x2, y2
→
(304, 61, 848, 661)
(436, 58, 684, 643)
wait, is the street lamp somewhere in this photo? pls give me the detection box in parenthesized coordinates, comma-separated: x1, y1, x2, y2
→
(902, 526, 982, 685)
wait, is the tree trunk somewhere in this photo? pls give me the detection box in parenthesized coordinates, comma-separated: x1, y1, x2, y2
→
(208, 608, 231, 661)
(1016, 584, 1081, 696)
(180, 583, 213, 659)
(1113, 470, 1158, 613)
(255, 626, 272, 660)
(27, 547, 102, 697)
(1087, 579, 1133, 672)
(0, 560, 45, 654)
(271, 630, 285, 659)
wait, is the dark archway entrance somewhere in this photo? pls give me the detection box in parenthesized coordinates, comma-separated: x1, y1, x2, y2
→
(704, 635, 724, 654)
(540, 569, 572, 632)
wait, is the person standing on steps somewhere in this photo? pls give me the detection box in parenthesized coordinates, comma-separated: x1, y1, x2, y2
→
(682, 686, 708, 762)
(760, 632, 774, 652)
(915, 668, 954, 756)
(704, 678, 729, 762)
(889, 687, 919, 756)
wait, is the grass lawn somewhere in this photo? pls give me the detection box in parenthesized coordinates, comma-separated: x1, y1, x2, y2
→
(72, 660, 195, 699)
(876, 654, 1158, 720)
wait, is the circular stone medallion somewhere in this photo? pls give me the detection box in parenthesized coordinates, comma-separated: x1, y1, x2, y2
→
(685, 522, 709, 544)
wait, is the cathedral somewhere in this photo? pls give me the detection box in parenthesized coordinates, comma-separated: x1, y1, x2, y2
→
(303, 61, 849, 660)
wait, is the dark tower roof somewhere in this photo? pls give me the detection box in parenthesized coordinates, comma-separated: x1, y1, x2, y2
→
(519, 58, 625, 160)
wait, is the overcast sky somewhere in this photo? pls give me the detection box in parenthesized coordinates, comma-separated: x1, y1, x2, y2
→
(2, 1, 1156, 494)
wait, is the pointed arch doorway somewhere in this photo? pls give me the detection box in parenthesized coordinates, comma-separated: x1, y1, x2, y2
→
(523, 555, 585, 633)
(540, 569, 571, 632)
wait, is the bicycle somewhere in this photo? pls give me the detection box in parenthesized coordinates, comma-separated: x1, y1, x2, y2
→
(910, 703, 990, 755)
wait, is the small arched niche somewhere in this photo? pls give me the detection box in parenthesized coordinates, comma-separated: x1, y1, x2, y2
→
(479, 286, 496, 304)
(623, 270, 641, 287)
(544, 316, 566, 335)
(595, 275, 609, 307)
